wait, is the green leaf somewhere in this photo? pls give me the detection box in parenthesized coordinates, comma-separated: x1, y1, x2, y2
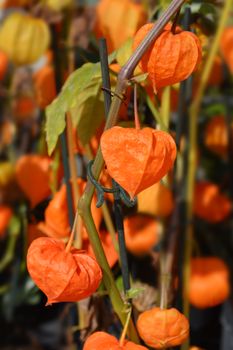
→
(130, 73, 148, 84)
(45, 49, 118, 155)
(116, 38, 133, 67)
(46, 63, 98, 154)
(125, 287, 145, 300)
(159, 0, 171, 10)
(70, 80, 105, 145)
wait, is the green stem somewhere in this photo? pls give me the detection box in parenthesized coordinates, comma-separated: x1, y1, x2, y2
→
(0, 217, 20, 272)
(182, 1, 233, 348)
(84, 144, 119, 253)
(78, 0, 186, 341)
(119, 307, 132, 346)
(160, 86, 171, 131)
(144, 91, 167, 130)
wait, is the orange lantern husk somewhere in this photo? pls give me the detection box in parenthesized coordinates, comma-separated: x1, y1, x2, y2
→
(123, 214, 158, 256)
(33, 65, 56, 109)
(193, 182, 231, 223)
(0, 205, 12, 238)
(137, 307, 189, 349)
(27, 237, 102, 305)
(204, 116, 229, 157)
(94, 0, 147, 53)
(40, 179, 102, 239)
(133, 23, 202, 92)
(15, 155, 53, 208)
(83, 331, 148, 350)
(100, 127, 177, 199)
(189, 257, 230, 309)
(137, 182, 174, 217)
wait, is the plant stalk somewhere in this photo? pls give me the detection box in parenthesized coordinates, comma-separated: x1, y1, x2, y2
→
(99, 38, 131, 293)
(78, 0, 186, 340)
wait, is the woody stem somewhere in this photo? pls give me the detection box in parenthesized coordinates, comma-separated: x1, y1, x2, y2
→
(78, 0, 186, 341)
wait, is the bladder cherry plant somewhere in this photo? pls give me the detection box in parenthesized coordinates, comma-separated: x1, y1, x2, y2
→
(14, 0, 233, 347)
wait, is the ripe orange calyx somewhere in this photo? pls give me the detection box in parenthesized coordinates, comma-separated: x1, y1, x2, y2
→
(133, 23, 202, 91)
(100, 127, 176, 199)
(27, 237, 102, 305)
(124, 214, 158, 256)
(204, 115, 229, 157)
(189, 257, 230, 309)
(83, 331, 148, 349)
(94, 0, 147, 53)
(137, 307, 189, 349)
(15, 155, 52, 208)
(193, 182, 231, 223)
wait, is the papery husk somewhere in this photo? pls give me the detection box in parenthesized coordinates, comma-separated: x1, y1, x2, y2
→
(137, 307, 189, 349)
(137, 182, 174, 217)
(193, 182, 231, 222)
(133, 24, 202, 92)
(124, 214, 158, 256)
(101, 127, 176, 199)
(189, 257, 230, 309)
(27, 237, 102, 305)
(83, 331, 148, 350)
(15, 155, 52, 208)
